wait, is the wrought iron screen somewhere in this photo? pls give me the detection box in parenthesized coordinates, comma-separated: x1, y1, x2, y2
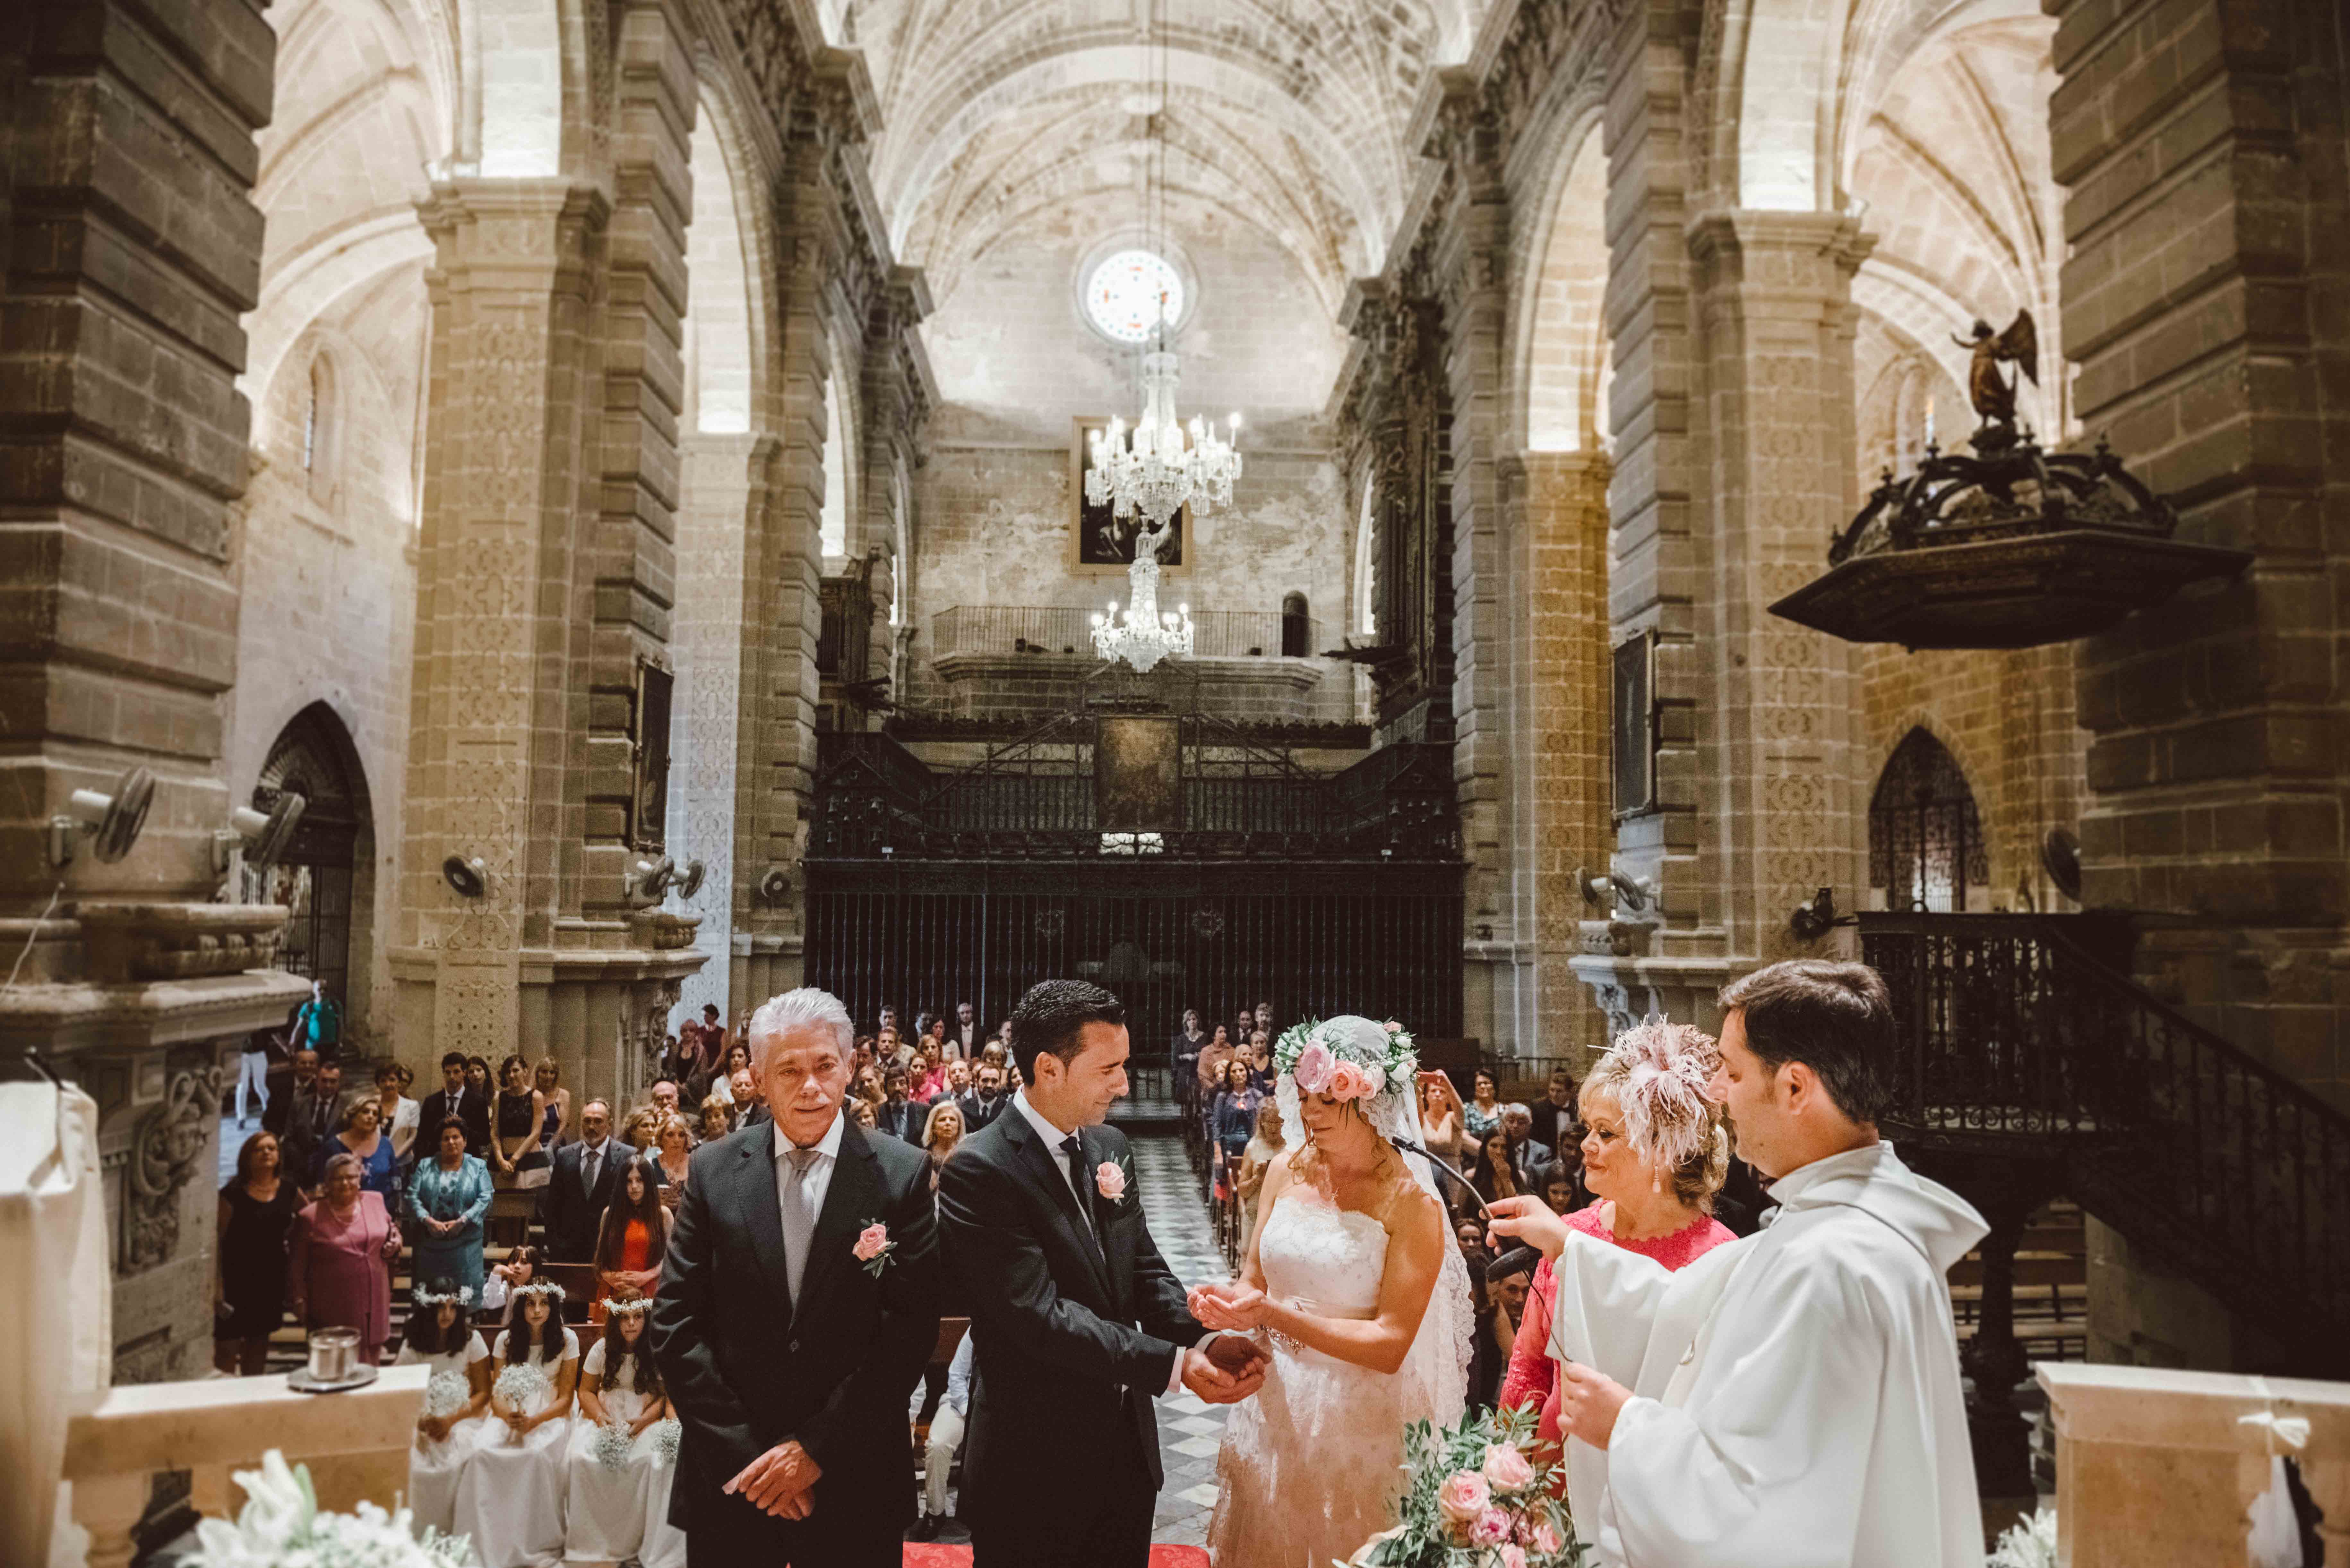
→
(1868, 728, 1988, 911)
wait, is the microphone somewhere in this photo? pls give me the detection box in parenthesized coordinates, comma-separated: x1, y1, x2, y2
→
(1387, 1134, 1493, 1220)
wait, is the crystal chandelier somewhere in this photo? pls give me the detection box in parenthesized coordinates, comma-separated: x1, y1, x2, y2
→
(1090, 516, 1193, 673)
(1085, 351, 1242, 530)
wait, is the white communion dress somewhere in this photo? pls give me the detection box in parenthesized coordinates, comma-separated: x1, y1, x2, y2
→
(454, 1327, 578, 1568)
(1207, 1183, 1468, 1568)
(394, 1331, 489, 1538)
(562, 1339, 669, 1566)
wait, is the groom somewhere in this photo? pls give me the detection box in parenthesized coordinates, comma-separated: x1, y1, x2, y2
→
(938, 979, 1267, 1567)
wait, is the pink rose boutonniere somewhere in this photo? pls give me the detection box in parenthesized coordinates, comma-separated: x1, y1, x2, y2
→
(1095, 1157, 1130, 1206)
(853, 1221, 895, 1278)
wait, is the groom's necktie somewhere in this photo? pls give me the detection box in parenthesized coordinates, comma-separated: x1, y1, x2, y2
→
(1059, 1133, 1094, 1234)
(782, 1146, 821, 1303)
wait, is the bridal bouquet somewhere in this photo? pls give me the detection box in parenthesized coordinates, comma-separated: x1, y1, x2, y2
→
(1351, 1405, 1584, 1568)
(190, 1448, 478, 1568)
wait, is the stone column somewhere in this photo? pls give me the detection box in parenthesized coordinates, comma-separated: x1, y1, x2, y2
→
(0, 0, 309, 1383)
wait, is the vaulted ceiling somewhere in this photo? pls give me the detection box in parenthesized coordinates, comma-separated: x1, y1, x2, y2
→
(834, 0, 1485, 310)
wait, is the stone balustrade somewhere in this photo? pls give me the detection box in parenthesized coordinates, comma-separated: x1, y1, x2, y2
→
(61, 1367, 426, 1568)
(2039, 1361, 2349, 1567)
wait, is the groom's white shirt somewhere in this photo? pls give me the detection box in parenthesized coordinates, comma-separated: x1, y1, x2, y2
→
(1011, 1086, 1192, 1397)
(1547, 1140, 1987, 1568)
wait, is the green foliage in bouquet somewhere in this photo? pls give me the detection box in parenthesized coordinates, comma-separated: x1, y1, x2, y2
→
(1353, 1404, 1587, 1568)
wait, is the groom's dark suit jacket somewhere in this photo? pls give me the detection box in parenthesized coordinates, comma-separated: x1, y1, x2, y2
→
(652, 1117, 939, 1546)
(937, 1109, 1205, 1537)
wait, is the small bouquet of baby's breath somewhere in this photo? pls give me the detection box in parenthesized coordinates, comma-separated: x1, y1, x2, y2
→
(1353, 1404, 1584, 1568)
(591, 1420, 635, 1471)
(190, 1449, 477, 1568)
(490, 1361, 552, 1444)
(653, 1417, 683, 1466)
(424, 1369, 471, 1421)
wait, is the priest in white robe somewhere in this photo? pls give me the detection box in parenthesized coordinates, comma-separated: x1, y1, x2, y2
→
(1490, 960, 1988, 1568)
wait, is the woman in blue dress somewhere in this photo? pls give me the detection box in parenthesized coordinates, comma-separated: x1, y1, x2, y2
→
(407, 1116, 494, 1294)
(310, 1098, 398, 1202)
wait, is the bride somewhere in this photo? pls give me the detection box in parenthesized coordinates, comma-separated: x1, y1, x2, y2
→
(1194, 1016, 1472, 1568)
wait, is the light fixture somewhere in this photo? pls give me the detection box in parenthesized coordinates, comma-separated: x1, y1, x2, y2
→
(1091, 562, 1193, 674)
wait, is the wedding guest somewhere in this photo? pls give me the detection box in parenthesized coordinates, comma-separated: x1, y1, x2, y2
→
(1210, 1059, 1259, 1168)
(709, 1043, 753, 1110)
(233, 1025, 276, 1127)
(923, 1015, 951, 1067)
(592, 1158, 670, 1324)
(1528, 1067, 1579, 1154)
(848, 1098, 879, 1131)
(1501, 1103, 1553, 1195)
(952, 1000, 980, 1059)
(480, 1244, 545, 1328)
(464, 1055, 492, 1099)
(1540, 1166, 1580, 1217)
(214, 1130, 296, 1375)
(535, 1057, 571, 1152)
(397, 1277, 490, 1537)
(286, 1151, 401, 1358)
(408, 1118, 494, 1296)
(264, 1048, 319, 1133)
(699, 1095, 734, 1144)
(919, 1100, 964, 1194)
(1171, 1009, 1206, 1116)
(1482, 1248, 1537, 1402)
(910, 1048, 948, 1103)
(730, 1067, 768, 1129)
(488, 1055, 547, 1183)
(564, 1295, 672, 1566)
(648, 1080, 684, 1123)
(1230, 1010, 1254, 1054)
(1468, 1129, 1520, 1205)
(943, 1059, 971, 1099)
(1233, 1099, 1286, 1246)
(874, 1063, 925, 1144)
(1244, 1032, 1274, 1096)
(280, 1058, 344, 1191)
(1193, 1023, 1235, 1105)
(540, 1099, 622, 1264)
(651, 1115, 694, 1205)
(957, 1060, 1008, 1132)
(375, 1061, 421, 1162)
(876, 1024, 909, 1069)
(851, 1064, 885, 1113)
(1419, 1075, 1465, 1170)
(908, 1330, 974, 1543)
(1463, 1067, 1502, 1144)
(1252, 1000, 1273, 1039)
(456, 1282, 578, 1568)
(418, 1050, 493, 1155)
(312, 1096, 397, 1200)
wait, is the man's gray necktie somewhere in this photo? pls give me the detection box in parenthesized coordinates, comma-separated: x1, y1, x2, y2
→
(782, 1146, 822, 1304)
(581, 1146, 600, 1197)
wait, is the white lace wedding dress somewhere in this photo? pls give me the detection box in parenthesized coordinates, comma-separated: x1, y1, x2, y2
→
(1206, 1181, 1470, 1568)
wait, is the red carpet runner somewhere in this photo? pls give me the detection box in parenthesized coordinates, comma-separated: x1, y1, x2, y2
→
(903, 1548, 1209, 1567)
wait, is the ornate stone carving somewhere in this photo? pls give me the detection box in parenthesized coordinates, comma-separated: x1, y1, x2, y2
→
(78, 904, 290, 983)
(122, 1065, 223, 1274)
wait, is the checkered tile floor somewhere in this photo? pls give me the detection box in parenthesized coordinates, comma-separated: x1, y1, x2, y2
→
(1133, 1132, 1236, 1549)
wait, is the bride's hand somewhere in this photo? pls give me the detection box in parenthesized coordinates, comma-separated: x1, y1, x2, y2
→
(1186, 1281, 1244, 1323)
(1193, 1283, 1267, 1331)
(1485, 1195, 1572, 1260)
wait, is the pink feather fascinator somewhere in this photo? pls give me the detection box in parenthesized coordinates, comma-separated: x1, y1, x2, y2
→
(1602, 1014, 1721, 1171)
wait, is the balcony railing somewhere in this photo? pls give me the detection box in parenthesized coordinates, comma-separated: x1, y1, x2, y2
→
(931, 604, 1326, 661)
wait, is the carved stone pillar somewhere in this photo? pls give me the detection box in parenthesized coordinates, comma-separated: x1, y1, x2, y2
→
(0, 0, 310, 1382)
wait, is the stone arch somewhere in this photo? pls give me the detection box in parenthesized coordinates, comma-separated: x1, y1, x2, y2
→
(683, 107, 755, 434)
(467, 0, 580, 176)
(820, 368, 850, 561)
(1867, 725, 1990, 913)
(1513, 117, 1611, 453)
(254, 701, 381, 1039)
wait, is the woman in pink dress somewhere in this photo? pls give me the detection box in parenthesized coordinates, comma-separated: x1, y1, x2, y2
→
(1499, 1017, 1736, 1463)
(286, 1151, 402, 1356)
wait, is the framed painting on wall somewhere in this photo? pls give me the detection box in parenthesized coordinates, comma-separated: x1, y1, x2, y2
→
(1069, 416, 1187, 576)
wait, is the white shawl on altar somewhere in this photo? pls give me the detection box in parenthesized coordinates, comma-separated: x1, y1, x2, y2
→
(1546, 1140, 1988, 1568)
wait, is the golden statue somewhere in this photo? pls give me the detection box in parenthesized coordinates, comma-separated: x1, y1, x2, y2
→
(1955, 309, 2038, 432)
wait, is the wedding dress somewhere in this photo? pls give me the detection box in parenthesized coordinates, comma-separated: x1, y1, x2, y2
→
(1207, 1172, 1470, 1565)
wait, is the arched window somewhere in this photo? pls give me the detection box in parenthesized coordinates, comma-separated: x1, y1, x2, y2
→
(1868, 729, 1988, 913)
(820, 374, 847, 558)
(1280, 592, 1310, 657)
(302, 354, 338, 504)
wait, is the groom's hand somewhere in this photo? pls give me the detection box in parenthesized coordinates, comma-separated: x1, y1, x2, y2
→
(1556, 1360, 1632, 1449)
(1179, 1343, 1265, 1405)
(726, 1439, 822, 1516)
(1201, 1333, 1268, 1378)
(1485, 1195, 1571, 1260)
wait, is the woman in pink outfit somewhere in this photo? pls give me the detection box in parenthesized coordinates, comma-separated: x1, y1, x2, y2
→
(286, 1151, 403, 1356)
(1499, 1018, 1736, 1460)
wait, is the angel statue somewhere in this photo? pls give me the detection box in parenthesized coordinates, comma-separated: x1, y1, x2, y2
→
(1954, 309, 2038, 440)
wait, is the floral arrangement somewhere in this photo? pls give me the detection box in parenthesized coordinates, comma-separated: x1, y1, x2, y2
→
(854, 1221, 896, 1277)
(1096, 1157, 1132, 1207)
(653, 1417, 683, 1466)
(423, 1369, 472, 1421)
(1276, 1017, 1419, 1104)
(190, 1449, 478, 1568)
(599, 1295, 653, 1319)
(492, 1360, 552, 1417)
(591, 1420, 636, 1472)
(1353, 1405, 1583, 1568)
(1986, 1509, 2056, 1568)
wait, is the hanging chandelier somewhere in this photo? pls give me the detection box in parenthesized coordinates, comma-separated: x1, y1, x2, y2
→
(1085, 352, 1242, 531)
(1090, 514, 1193, 673)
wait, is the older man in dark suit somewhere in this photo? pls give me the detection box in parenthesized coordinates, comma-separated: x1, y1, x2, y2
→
(538, 1097, 624, 1262)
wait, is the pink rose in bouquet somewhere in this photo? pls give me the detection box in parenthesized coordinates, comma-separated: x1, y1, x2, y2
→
(1498, 1546, 1528, 1568)
(1435, 1469, 1491, 1524)
(1471, 1507, 1513, 1548)
(1291, 1041, 1335, 1093)
(1522, 1517, 1564, 1554)
(1479, 1441, 1535, 1493)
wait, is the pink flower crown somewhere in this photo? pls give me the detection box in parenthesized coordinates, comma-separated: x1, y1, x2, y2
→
(1275, 1017, 1418, 1103)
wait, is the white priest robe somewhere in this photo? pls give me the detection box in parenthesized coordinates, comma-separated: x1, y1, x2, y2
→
(1546, 1140, 1988, 1568)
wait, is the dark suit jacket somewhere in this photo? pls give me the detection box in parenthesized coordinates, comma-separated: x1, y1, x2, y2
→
(874, 1096, 926, 1145)
(956, 1091, 1007, 1132)
(415, 1087, 491, 1155)
(652, 1117, 940, 1536)
(537, 1138, 626, 1263)
(936, 1110, 1204, 1536)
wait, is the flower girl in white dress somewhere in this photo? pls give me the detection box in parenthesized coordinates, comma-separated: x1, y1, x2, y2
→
(455, 1280, 578, 1568)
(393, 1278, 489, 1538)
(562, 1296, 679, 1566)
(1193, 1017, 1472, 1568)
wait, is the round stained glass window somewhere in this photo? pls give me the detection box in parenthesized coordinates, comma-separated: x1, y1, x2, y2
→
(1084, 249, 1185, 344)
